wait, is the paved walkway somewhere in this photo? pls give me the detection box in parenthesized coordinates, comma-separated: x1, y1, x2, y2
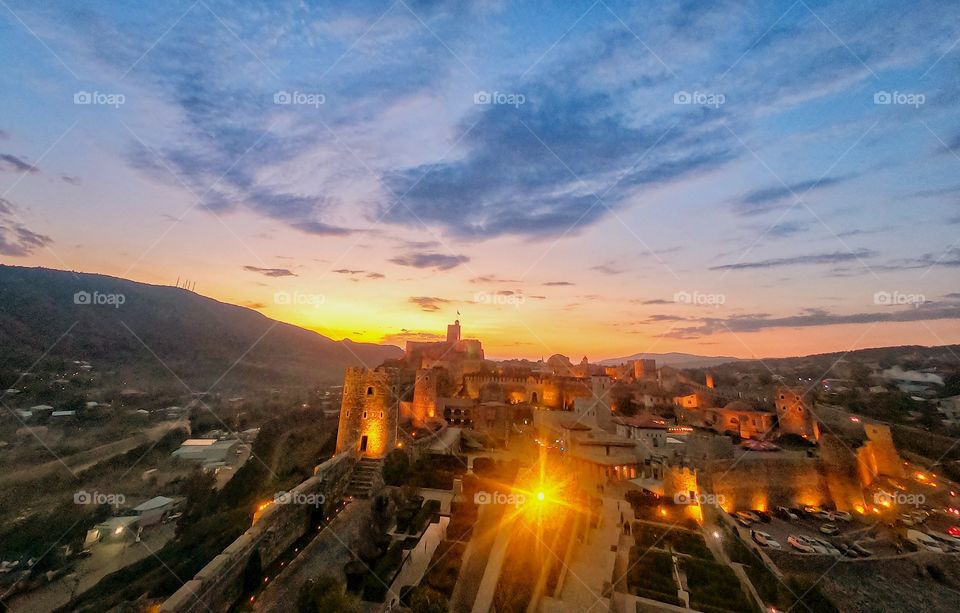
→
(469, 509, 517, 613)
(252, 498, 371, 613)
(542, 496, 623, 612)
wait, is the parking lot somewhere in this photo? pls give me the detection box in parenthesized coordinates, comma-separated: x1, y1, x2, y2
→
(729, 510, 900, 558)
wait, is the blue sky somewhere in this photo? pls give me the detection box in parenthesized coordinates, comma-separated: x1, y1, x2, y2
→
(1, 0, 959, 358)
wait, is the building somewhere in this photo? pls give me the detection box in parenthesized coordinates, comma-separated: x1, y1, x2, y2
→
(335, 367, 399, 458)
(133, 496, 179, 527)
(774, 387, 821, 441)
(172, 439, 240, 463)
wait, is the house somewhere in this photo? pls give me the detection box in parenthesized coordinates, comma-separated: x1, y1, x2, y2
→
(172, 438, 240, 463)
(133, 496, 179, 526)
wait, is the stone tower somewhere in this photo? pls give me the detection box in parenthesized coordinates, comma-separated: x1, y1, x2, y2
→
(775, 387, 820, 441)
(336, 367, 399, 458)
(447, 319, 461, 344)
(412, 368, 439, 427)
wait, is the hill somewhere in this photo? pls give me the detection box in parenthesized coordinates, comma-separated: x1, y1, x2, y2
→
(0, 265, 402, 389)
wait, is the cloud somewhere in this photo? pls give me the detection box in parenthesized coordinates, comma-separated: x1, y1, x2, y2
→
(0, 198, 53, 256)
(366, 272, 385, 279)
(390, 252, 469, 270)
(0, 154, 38, 174)
(241, 301, 266, 309)
(242, 266, 297, 277)
(292, 221, 355, 236)
(766, 221, 809, 238)
(591, 262, 625, 275)
(732, 176, 849, 216)
(543, 281, 574, 286)
(471, 274, 521, 284)
(61, 175, 81, 185)
(333, 269, 365, 275)
(662, 303, 960, 338)
(638, 298, 673, 305)
(381, 330, 446, 345)
(710, 249, 874, 271)
(408, 296, 451, 312)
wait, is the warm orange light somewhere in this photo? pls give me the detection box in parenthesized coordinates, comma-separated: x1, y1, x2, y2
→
(854, 505, 865, 514)
(537, 491, 545, 502)
(660, 508, 668, 517)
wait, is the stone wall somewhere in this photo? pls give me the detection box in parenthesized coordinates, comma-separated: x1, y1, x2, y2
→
(160, 452, 356, 613)
(703, 455, 828, 512)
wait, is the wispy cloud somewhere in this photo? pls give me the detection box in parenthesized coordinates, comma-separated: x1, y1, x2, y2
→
(710, 249, 874, 271)
(390, 252, 469, 270)
(0, 154, 38, 174)
(662, 303, 960, 338)
(732, 176, 850, 216)
(242, 266, 296, 277)
(408, 296, 452, 312)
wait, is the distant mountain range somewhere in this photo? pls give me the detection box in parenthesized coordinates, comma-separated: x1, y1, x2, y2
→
(598, 352, 741, 369)
(0, 265, 403, 389)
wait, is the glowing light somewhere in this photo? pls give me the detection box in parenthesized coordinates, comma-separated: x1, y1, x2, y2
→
(854, 505, 865, 514)
(660, 508, 668, 517)
(114, 526, 123, 535)
(537, 491, 545, 502)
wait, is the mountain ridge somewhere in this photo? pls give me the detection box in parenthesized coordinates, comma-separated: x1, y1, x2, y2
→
(0, 265, 403, 389)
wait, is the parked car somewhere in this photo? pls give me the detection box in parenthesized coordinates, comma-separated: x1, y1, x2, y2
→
(820, 524, 839, 535)
(753, 510, 772, 523)
(735, 512, 754, 526)
(775, 506, 798, 521)
(813, 538, 841, 556)
(813, 511, 835, 522)
(832, 511, 852, 522)
(788, 535, 815, 553)
(743, 511, 761, 522)
(947, 526, 960, 538)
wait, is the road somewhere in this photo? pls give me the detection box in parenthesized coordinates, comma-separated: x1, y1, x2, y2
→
(6, 523, 177, 613)
(0, 419, 188, 487)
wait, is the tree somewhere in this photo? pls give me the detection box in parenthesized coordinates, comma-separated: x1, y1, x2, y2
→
(382, 448, 411, 486)
(409, 585, 449, 613)
(297, 573, 360, 613)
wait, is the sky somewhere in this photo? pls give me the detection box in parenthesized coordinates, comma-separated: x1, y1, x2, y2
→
(1, 0, 959, 361)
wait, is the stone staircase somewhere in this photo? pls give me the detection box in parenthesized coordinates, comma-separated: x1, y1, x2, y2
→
(346, 457, 384, 498)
